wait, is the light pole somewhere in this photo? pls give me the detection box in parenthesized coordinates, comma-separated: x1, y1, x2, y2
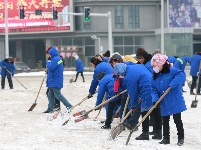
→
(91, 35, 101, 54)
(4, 0, 9, 58)
(161, 0, 164, 54)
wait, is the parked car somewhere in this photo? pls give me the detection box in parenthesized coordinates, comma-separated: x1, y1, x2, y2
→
(14, 62, 31, 73)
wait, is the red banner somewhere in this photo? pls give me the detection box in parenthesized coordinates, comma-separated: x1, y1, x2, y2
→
(0, 0, 71, 32)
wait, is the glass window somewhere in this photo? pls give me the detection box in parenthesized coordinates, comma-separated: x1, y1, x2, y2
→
(51, 38, 59, 46)
(85, 46, 95, 56)
(124, 36, 133, 45)
(124, 47, 134, 55)
(114, 47, 123, 55)
(85, 37, 95, 45)
(114, 36, 123, 45)
(156, 33, 192, 56)
(113, 36, 144, 55)
(115, 6, 124, 29)
(128, 5, 140, 29)
(135, 36, 142, 45)
(62, 37, 72, 45)
(73, 37, 82, 46)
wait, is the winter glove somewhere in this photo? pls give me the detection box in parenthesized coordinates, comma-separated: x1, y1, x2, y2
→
(87, 93, 93, 99)
(48, 56, 51, 60)
(43, 73, 47, 78)
(114, 76, 120, 93)
(12, 74, 14, 76)
(47, 60, 51, 63)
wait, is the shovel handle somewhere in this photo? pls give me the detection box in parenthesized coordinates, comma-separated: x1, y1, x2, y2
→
(86, 90, 127, 115)
(5, 68, 27, 89)
(136, 87, 171, 127)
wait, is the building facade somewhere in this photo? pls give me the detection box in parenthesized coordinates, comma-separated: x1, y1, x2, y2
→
(0, 0, 199, 68)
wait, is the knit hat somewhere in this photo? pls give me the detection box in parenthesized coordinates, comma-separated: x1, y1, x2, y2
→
(103, 50, 110, 57)
(114, 63, 127, 76)
(151, 54, 168, 67)
(136, 48, 148, 59)
(109, 54, 123, 64)
(123, 55, 137, 63)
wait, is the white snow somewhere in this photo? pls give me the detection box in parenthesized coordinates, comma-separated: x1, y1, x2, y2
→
(0, 71, 200, 150)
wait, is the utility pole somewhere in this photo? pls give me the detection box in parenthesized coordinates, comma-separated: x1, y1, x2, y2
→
(161, 0, 164, 54)
(4, 0, 9, 58)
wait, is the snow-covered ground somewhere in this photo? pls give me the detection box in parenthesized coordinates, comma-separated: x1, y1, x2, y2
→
(0, 71, 200, 150)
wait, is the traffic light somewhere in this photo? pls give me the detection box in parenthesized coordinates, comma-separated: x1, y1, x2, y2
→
(84, 7, 90, 22)
(35, 10, 42, 16)
(52, 6, 58, 20)
(19, 5, 25, 19)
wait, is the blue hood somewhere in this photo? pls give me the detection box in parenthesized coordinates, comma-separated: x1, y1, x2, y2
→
(49, 47, 59, 58)
(182, 56, 191, 63)
(114, 63, 127, 76)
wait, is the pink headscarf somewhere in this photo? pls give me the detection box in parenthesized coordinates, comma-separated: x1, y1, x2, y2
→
(151, 54, 168, 67)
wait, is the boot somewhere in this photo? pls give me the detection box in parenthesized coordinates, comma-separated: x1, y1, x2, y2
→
(177, 139, 184, 146)
(159, 138, 170, 144)
(101, 125, 111, 129)
(152, 130, 162, 140)
(135, 132, 149, 140)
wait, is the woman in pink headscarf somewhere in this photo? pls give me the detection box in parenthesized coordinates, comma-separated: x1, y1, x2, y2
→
(151, 54, 187, 146)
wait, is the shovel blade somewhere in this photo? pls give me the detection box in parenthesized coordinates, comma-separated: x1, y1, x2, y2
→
(110, 125, 125, 140)
(191, 100, 198, 108)
(70, 79, 73, 83)
(28, 103, 37, 111)
(73, 110, 86, 117)
(74, 115, 88, 123)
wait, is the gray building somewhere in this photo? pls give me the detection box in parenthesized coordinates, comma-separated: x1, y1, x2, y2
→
(0, 0, 200, 68)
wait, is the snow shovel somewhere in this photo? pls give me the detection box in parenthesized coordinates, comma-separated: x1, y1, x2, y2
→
(93, 93, 106, 121)
(126, 87, 171, 145)
(110, 98, 142, 140)
(110, 96, 130, 139)
(28, 76, 46, 111)
(191, 61, 201, 108)
(62, 90, 127, 126)
(5, 68, 27, 89)
(70, 71, 76, 83)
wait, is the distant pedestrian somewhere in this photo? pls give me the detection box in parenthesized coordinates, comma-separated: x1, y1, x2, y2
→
(73, 55, 85, 82)
(151, 53, 186, 146)
(189, 52, 201, 95)
(0, 57, 16, 89)
(43, 47, 72, 113)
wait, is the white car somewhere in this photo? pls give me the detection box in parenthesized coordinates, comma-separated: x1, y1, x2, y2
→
(14, 62, 31, 73)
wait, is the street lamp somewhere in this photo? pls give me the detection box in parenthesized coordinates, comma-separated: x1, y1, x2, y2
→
(161, 0, 164, 54)
(91, 35, 101, 54)
(4, 0, 9, 58)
